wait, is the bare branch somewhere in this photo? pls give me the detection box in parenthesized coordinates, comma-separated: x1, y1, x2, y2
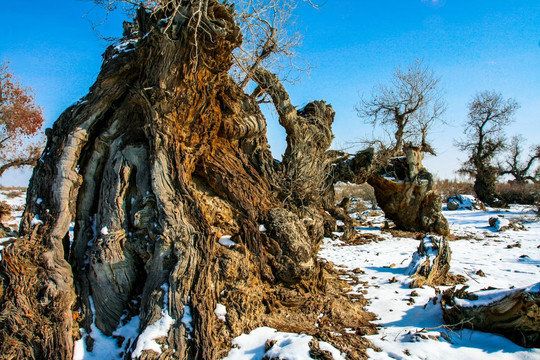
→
(357, 59, 445, 155)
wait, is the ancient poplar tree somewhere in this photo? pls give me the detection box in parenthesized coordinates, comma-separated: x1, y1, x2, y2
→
(0, 2, 374, 359)
(355, 60, 449, 235)
(458, 90, 519, 206)
(502, 135, 540, 184)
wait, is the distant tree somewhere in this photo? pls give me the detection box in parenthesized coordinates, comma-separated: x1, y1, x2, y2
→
(0, 62, 44, 177)
(501, 135, 540, 183)
(457, 90, 519, 206)
(357, 59, 446, 156)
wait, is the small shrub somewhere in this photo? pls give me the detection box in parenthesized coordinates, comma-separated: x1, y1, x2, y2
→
(0, 201, 12, 222)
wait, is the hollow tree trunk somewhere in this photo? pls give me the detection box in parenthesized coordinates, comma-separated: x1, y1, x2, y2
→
(0, 3, 375, 359)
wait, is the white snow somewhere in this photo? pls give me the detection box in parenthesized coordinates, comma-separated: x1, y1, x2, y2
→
(453, 282, 540, 308)
(259, 224, 267, 232)
(181, 304, 193, 336)
(100, 226, 109, 235)
(132, 283, 175, 358)
(72, 297, 141, 360)
(113, 38, 138, 53)
(318, 204, 540, 360)
(493, 217, 511, 231)
(215, 303, 227, 321)
(30, 214, 43, 226)
(222, 327, 345, 360)
(218, 235, 236, 248)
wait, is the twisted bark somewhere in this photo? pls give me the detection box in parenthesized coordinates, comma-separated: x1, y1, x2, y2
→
(0, 3, 375, 359)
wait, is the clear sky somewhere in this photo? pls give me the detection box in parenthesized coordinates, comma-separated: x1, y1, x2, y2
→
(1, 0, 539, 185)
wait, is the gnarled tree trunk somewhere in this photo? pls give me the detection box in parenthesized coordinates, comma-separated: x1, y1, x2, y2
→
(368, 145, 450, 235)
(0, 3, 375, 359)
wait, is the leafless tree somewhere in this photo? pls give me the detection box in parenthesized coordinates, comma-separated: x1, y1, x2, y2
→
(457, 90, 519, 206)
(357, 59, 446, 155)
(501, 135, 540, 183)
(93, 0, 313, 88)
(231, 0, 308, 89)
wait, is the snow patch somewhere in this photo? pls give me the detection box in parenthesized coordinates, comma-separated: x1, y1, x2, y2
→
(222, 327, 345, 360)
(492, 217, 511, 231)
(214, 303, 227, 322)
(181, 305, 193, 335)
(30, 214, 43, 226)
(100, 226, 109, 235)
(218, 235, 236, 248)
(132, 283, 175, 358)
(258, 224, 267, 232)
(453, 282, 540, 308)
(73, 297, 141, 360)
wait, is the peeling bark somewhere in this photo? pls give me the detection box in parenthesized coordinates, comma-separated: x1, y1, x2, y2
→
(442, 284, 540, 348)
(0, 3, 375, 359)
(368, 146, 450, 235)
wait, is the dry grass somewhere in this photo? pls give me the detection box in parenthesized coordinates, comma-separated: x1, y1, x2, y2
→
(497, 182, 539, 205)
(434, 179, 474, 201)
(0, 202, 11, 223)
(4, 190, 24, 199)
(0, 186, 27, 192)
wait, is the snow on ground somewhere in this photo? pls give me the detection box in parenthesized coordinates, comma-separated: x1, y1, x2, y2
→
(0, 187, 26, 255)
(2, 188, 539, 359)
(0, 187, 26, 229)
(319, 204, 540, 360)
(222, 327, 346, 360)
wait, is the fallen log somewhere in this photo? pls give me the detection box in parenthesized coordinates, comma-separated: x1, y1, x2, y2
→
(442, 283, 540, 348)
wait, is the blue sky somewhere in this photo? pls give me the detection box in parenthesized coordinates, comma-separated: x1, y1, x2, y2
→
(1, 0, 539, 184)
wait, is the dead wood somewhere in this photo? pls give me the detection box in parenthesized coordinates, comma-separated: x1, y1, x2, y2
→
(442, 284, 540, 348)
(0, 2, 375, 359)
(368, 146, 450, 235)
(407, 235, 453, 288)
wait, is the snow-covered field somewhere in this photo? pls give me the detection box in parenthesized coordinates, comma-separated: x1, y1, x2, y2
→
(319, 205, 540, 360)
(1, 188, 539, 359)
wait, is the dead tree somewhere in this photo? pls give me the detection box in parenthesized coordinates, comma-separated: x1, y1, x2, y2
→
(355, 60, 449, 235)
(407, 235, 452, 288)
(501, 135, 540, 184)
(0, 3, 375, 359)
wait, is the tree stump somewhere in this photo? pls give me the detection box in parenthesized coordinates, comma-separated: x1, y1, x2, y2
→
(406, 235, 452, 288)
